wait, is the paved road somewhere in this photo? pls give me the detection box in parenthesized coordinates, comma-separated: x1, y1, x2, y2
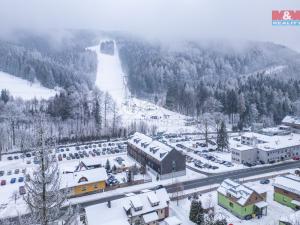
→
(79, 160, 300, 208)
(167, 160, 300, 192)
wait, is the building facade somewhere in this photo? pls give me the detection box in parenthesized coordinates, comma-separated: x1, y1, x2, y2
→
(217, 179, 268, 220)
(61, 161, 107, 197)
(231, 132, 300, 164)
(127, 132, 186, 179)
(273, 174, 300, 210)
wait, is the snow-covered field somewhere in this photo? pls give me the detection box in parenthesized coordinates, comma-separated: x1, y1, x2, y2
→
(88, 40, 201, 133)
(0, 71, 57, 100)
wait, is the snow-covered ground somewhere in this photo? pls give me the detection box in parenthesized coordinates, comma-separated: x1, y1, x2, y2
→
(88, 40, 201, 133)
(171, 177, 295, 225)
(0, 71, 57, 100)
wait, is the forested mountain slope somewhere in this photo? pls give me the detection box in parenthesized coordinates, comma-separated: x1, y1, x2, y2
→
(0, 30, 98, 90)
(117, 38, 300, 126)
(118, 39, 300, 95)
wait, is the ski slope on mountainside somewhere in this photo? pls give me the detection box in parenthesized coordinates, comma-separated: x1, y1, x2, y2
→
(0, 71, 58, 100)
(88, 41, 127, 106)
(89, 40, 201, 133)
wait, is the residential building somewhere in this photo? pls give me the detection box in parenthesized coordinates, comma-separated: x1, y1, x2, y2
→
(217, 179, 268, 220)
(279, 211, 300, 225)
(162, 216, 182, 225)
(282, 116, 300, 131)
(127, 132, 186, 179)
(273, 174, 300, 210)
(85, 188, 170, 225)
(61, 161, 107, 196)
(231, 131, 300, 164)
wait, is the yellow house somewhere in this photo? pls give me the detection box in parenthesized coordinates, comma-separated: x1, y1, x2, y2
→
(61, 164, 107, 196)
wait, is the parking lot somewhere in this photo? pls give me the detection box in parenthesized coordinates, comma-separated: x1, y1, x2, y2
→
(0, 140, 133, 199)
(160, 134, 245, 173)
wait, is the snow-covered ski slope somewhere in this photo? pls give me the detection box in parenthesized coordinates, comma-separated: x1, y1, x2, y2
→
(88, 40, 127, 106)
(89, 40, 199, 133)
(0, 71, 57, 100)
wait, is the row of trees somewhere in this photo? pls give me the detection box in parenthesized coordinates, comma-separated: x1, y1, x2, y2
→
(0, 87, 123, 157)
(165, 75, 300, 129)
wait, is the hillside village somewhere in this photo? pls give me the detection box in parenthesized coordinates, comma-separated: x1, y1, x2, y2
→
(1, 115, 300, 225)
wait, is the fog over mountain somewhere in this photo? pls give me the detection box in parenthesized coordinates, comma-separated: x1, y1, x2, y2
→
(0, 0, 300, 51)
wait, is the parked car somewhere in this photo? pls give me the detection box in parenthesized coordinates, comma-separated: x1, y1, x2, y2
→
(18, 177, 24, 182)
(19, 186, 26, 195)
(14, 169, 20, 174)
(26, 160, 31, 164)
(7, 156, 13, 160)
(1, 180, 6, 186)
(293, 156, 300, 161)
(260, 179, 270, 184)
(14, 156, 19, 160)
(10, 178, 16, 184)
(7, 170, 12, 175)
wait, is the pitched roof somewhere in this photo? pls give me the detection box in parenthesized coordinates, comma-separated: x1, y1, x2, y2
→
(128, 132, 174, 161)
(282, 115, 300, 125)
(123, 188, 170, 217)
(217, 179, 259, 206)
(273, 174, 300, 196)
(85, 188, 170, 225)
(61, 167, 107, 188)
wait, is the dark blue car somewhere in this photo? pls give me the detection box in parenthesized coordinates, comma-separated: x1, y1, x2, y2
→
(18, 177, 24, 182)
(10, 178, 16, 184)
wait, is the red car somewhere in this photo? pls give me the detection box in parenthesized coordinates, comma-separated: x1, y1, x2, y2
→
(293, 156, 300, 160)
(1, 180, 6, 186)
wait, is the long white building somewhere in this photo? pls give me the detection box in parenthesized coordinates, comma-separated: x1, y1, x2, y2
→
(231, 131, 300, 164)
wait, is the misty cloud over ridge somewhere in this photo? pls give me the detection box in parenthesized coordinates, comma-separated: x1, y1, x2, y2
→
(0, 0, 299, 51)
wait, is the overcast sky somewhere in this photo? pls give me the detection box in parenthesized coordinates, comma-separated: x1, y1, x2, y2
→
(0, 0, 300, 51)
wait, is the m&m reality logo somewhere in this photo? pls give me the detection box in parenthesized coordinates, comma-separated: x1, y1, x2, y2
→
(272, 10, 300, 26)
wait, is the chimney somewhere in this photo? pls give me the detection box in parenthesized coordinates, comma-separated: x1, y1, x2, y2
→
(107, 200, 111, 208)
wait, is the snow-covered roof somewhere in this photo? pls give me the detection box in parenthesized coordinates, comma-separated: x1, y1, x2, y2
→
(280, 210, 300, 224)
(143, 211, 159, 223)
(282, 115, 300, 126)
(147, 191, 160, 205)
(124, 188, 170, 217)
(164, 216, 182, 225)
(233, 132, 300, 152)
(85, 188, 170, 225)
(128, 132, 174, 161)
(218, 179, 261, 206)
(255, 201, 268, 208)
(130, 195, 143, 209)
(61, 167, 107, 188)
(85, 202, 130, 225)
(273, 174, 300, 196)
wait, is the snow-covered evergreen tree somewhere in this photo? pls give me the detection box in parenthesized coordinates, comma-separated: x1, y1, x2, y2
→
(217, 121, 229, 151)
(24, 116, 73, 225)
